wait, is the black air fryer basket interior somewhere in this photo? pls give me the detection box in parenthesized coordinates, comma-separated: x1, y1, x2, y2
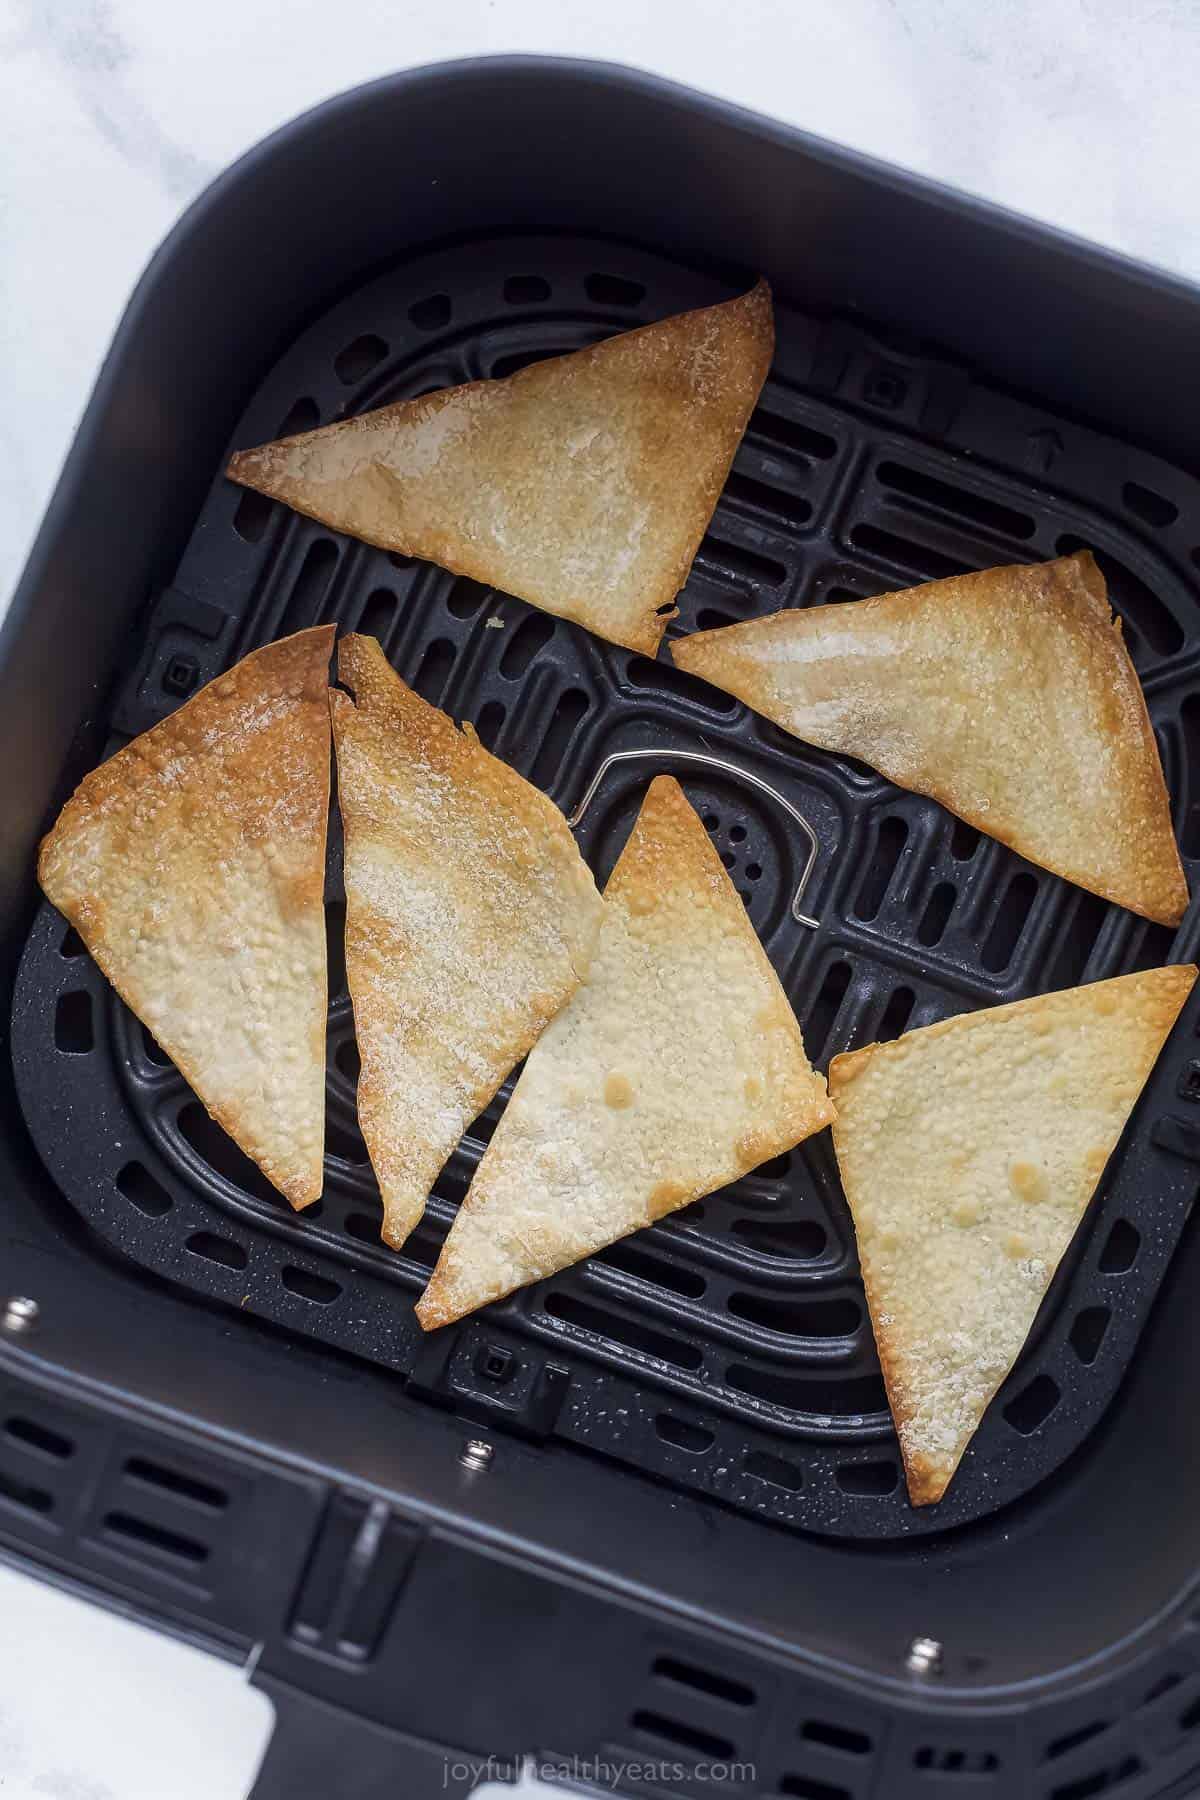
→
(4, 59, 1200, 1800)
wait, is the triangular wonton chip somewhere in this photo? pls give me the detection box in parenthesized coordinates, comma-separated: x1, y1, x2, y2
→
(829, 964, 1196, 1505)
(416, 775, 833, 1328)
(671, 552, 1187, 925)
(228, 283, 774, 656)
(330, 635, 604, 1249)
(38, 626, 334, 1209)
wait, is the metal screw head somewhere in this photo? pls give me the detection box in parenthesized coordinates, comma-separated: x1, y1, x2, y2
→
(905, 1636, 944, 1678)
(2, 1297, 39, 1334)
(459, 1438, 494, 1472)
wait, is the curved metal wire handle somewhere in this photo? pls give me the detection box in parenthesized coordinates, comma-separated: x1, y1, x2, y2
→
(567, 748, 821, 929)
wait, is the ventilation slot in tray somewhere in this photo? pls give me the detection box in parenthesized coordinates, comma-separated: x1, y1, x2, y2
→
(836, 1460, 899, 1496)
(357, 588, 398, 644)
(186, 1231, 249, 1272)
(950, 819, 981, 860)
(1044, 1722, 1108, 1763)
(1003, 1374, 1060, 1436)
(233, 488, 274, 544)
(413, 638, 455, 704)
(1069, 1308, 1110, 1365)
(1048, 1755, 1143, 1800)
(499, 612, 554, 678)
(917, 882, 956, 947)
(1123, 480, 1178, 528)
(446, 577, 489, 618)
(744, 1450, 804, 1491)
(914, 1745, 1000, 1773)
(585, 272, 646, 307)
(408, 293, 451, 331)
(726, 1292, 859, 1338)
(280, 538, 337, 635)
(876, 460, 1036, 539)
(981, 872, 1038, 972)
(532, 689, 589, 789)
(473, 700, 504, 750)
(806, 961, 852, 1062)
(1048, 890, 1109, 989)
(125, 1456, 228, 1512)
(54, 991, 93, 1054)
(101, 1511, 209, 1569)
(777, 1774, 852, 1800)
(503, 275, 551, 305)
(334, 334, 387, 384)
(849, 522, 974, 582)
(0, 1471, 54, 1517)
(724, 471, 812, 530)
(855, 817, 908, 920)
(730, 1218, 826, 1261)
(698, 535, 788, 587)
(282, 1266, 342, 1305)
(631, 1711, 736, 1762)
(117, 1161, 172, 1218)
(655, 1414, 713, 1454)
(651, 1656, 755, 1708)
(4, 1418, 74, 1462)
(542, 1293, 704, 1370)
(800, 1719, 872, 1757)
(875, 986, 915, 1041)
(1099, 1220, 1140, 1274)
(750, 408, 837, 462)
(592, 1241, 706, 1298)
(276, 397, 320, 437)
(727, 1366, 888, 1416)
(178, 1105, 279, 1206)
(627, 654, 737, 714)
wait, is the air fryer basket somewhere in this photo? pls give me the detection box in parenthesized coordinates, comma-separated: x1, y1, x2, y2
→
(4, 59, 1200, 1800)
(13, 230, 1200, 1545)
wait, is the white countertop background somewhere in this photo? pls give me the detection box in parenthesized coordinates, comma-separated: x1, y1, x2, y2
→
(2, 1, 1199, 1794)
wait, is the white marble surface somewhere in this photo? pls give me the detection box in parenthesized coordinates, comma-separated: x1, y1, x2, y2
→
(2, 2, 1199, 1794)
(0, 1562, 274, 1800)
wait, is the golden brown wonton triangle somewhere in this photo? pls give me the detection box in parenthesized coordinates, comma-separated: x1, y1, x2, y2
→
(417, 774, 833, 1328)
(829, 964, 1196, 1505)
(672, 552, 1187, 925)
(229, 283, 774, 655)
(39, 627, 334, 1209)
(330, 634, 604, 1250)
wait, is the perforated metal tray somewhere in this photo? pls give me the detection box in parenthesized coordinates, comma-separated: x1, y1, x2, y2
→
(13, 232, 1200, 1541)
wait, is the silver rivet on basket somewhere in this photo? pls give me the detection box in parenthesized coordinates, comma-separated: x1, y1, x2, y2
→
(905, 1636, 944, 1677)
(460, 1438, 494, 1471)
(567, 747, 822, 928)
(2, 1296, 39, 1334)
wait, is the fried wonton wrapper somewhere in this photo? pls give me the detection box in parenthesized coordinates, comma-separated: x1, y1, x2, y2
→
(38, 627, 334, 1209)
(672, 551, 1187, 925)
(829, 964, 1197, 1505)
(417, 775, 833, 1328)
(229, 283, 774, 656)
(330, 635, 604, 1249)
